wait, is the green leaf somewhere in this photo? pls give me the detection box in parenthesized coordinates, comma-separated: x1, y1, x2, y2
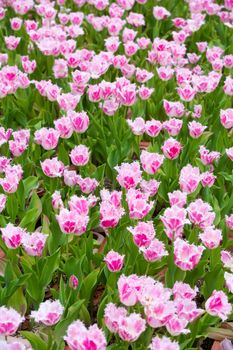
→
(80, 269, 99, 303)
(28, 192, 42, 212)
(7, 193, 18, 222)
(42, 215, 51, 235)
(219, 172, 233, 183)
(107, 345, 127, 350)
(7, 287, 27, 315)
(20, 208, 40, 229)
(59, 277, 66, 306)
(4, 261, 15, 284)
(26, 272, 44, 302)
(87, 210, 99, 230)
(107, 146, 119, 170)
(40, 249, 60, 287)
(66, 299, 85, 318)
(207, 327, 233, 340)
(17, 181, 25, 210)
(92, 164, 106, 181)
(23, 176, 39, 198)
(47, 216, 65, 254)
(20, 331, 47, 350)
(202, 263, 224, 298)
(58, 142, 70, 165)
(54, 299, 85, 337)
(79, 303, 91, 324)
(97, 295, 109, 326)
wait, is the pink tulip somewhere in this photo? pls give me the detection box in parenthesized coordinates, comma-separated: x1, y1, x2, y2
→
(104, 303, 127, 333)
(118, 274, 142, 306)
(41, 158, 64, 177)
(127, 117, 145, 135)
(149, 336, 179, 350)
(77, 176, 98, 194)
(104, 250, 124, 272)
(5, 36, 21, 50)
(199, 226, 222, 249)
(126, 188, 154, 220)
(31, 300, 64, 325)
(163, 118, 183, 137)
(115, 161, 142, 189)
(163, 100, 185, 118)
(226, 147, 233, 161)
(179, 164, 200, 193)
(188, 121, 207, 138)
(224, 272, 233, 293)
(10, 17, 22, 31)
(138, 85, 154, 100)
(168, 190, 187, 208)
(177, 85, 196, 102)
(140, 179, 160, 197)
(52, 191, 64, 210)
(145, 120, 162, 137)
(140, 150, 164, 175)
(0, 306, 24, 336)
(1, 223, 25, 249)
(224, 76, 233, 96)
(187, 199, 215, 229)
(199, 145, 220, 165)
(174, 238, 204, 271)
(118, 313, 146, 342)
(220, 108, 233, 129)
(201, 171, 216, 187)
(161, 138, 182, 160)
(161, 206, 189, 240)
(205, 290, 232, 321)
(142, 238, 168, 262)
(226, 214, 233, 229)
(64, 320, 106, 350)
(70, 145, 90, 166)
(153, 6, 171, 20)
(69, 275, 79, 289)
(100, 189, 124, 229)
(22, 232, 48, 256)
(54, 116, 73, 139)
(173, 281, 198, 300)
(128, 221, 155, 248)
(34, 128, 60, 150)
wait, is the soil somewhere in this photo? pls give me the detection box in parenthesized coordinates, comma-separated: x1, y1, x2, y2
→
(202, 338, 214, 350)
